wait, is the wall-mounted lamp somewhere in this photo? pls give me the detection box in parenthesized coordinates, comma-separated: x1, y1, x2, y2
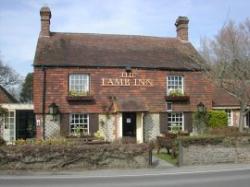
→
(197, 102, 205, 113)
(49, 103, 59, 121)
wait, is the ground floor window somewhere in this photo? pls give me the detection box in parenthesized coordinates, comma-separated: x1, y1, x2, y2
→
(246, 112, 250, 128)
(70, 113, 89, 136)
(225, 109, 233, 126)
(167, 112, 184, 132)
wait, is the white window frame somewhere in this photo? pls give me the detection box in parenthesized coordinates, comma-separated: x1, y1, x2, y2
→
(2, 110, 16, 142)
(167, 112, 184, 132)
(166, 76, 184, 95)
(225, 109, 233, 126)
(69, 74, 90, 94)
(69, 113, 89, 136)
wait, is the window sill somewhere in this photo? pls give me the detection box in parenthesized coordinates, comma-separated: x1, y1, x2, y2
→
(66, 95, 95, 102)
(165, 95, 190, 102)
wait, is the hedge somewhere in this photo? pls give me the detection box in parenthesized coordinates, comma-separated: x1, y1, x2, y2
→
(0, 143, 150, 170)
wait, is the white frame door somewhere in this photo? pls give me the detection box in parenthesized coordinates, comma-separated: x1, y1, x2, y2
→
(3, 110, 16, 143)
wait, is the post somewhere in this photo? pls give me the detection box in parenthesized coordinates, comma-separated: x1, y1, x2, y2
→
(178, 140, 183, 167)
(148, 149, 153, 166)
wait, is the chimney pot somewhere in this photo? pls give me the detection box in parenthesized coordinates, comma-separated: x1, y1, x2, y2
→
(40, 6, 51, 37)
(175, 16, 189, 41)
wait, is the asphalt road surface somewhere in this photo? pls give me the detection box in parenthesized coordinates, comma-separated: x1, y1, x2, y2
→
(0, 167, 250, 187)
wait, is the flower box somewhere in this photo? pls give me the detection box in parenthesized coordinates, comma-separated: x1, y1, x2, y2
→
(66, 95, 94, 102)
(165, 95, 190, 102)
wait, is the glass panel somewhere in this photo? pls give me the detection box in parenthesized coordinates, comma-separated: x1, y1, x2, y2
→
(10, 112, 14, 117)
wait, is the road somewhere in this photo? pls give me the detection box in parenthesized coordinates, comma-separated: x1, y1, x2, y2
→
(0, 166, 250, 187)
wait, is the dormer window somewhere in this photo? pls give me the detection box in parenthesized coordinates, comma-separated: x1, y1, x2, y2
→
(69, 74, 89, 96)
(167, 76, 183, 95)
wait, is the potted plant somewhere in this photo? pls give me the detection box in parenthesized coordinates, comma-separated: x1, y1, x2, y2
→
(165, 89, 189, 102)
(66, 90, 94, 101)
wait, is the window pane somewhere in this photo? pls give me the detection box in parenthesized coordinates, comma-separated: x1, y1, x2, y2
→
(70, 113, 89, 136)
(167, 112, 183, 132)
(69, 74, 89, 93)
(167, 76, 183, 95)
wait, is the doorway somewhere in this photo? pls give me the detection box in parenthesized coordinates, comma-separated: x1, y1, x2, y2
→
(16, 110, 36, 139)
(122, 112, 136, 137)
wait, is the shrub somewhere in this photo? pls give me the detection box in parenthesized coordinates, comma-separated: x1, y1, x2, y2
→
(0, 136, 5, 146)
(192, 110, 209, 134)
(178, 135, 224, 147)
(208, 110, 227, 128)
(169, 89, 184, 96)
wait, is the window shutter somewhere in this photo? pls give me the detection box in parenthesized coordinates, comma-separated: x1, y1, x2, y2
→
(89, 113, 99, 135)
(160, 112, 168, 133)
(184, 112, 193, 132)
(60, 114, 69, 136)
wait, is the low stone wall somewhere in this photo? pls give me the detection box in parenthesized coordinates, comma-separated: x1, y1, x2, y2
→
(0, 143, 149, 170)
(178, 136, 250, 166)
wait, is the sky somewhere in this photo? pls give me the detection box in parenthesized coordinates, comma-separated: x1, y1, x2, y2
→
(0, 0, 249, 77)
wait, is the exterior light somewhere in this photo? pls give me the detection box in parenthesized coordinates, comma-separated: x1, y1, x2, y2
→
(197, 102, 205, 113)
(49, 103, 59, 121)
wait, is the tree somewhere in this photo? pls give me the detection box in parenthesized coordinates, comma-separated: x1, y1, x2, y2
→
(20, 73, 33, 103)
(200, 19, 250, 132)
(0, 59, 20, 88)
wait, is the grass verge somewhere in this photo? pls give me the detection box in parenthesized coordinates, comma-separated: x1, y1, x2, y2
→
(154, 152, 177, 165)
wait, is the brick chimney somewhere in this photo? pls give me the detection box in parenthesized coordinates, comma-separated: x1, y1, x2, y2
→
(175, 16, 189, 41)
(40, 6, 51, 37)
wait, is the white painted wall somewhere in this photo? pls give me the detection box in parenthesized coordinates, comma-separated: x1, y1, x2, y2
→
(136, 113, 144, 143)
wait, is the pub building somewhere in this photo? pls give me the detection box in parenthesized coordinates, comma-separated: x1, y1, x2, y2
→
(33, 6, 213, 143)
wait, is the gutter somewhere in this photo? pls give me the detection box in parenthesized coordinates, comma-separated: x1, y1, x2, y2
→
(33, 64, 203, 72)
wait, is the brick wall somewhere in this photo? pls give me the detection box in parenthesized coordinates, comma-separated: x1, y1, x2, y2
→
(33, 67, 213, 114)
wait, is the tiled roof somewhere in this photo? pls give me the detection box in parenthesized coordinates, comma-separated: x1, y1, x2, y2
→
(34, 32, 204, 71)
(212, 87, 249, 107)
(0, 85, 17, 103)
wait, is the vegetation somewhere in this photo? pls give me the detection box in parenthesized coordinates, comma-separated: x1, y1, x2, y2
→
(0, 105, 8, 116)
(0, 142, 150, 170)
(192, 110, 209, 134)
(20, 73, 33, 103)
(154, 152, 177, 165)
(0, 136, 5, 146)
(94, 130, 105, 140)
(179, 135, 224, 147)
(0, 58, 21, 88)
(200, 19, 250, 132)
(169, 89, 184, 96)
(208, 110, 228, 128)
(69, 90, 89, 96)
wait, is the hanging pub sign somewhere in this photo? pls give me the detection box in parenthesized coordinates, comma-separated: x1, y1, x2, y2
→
(101, 72, 153, 87)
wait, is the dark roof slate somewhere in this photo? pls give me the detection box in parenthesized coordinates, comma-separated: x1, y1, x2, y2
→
(34, 32, 204, 70)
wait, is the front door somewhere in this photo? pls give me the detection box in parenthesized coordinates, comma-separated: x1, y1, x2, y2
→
(122, 112, 136, 137)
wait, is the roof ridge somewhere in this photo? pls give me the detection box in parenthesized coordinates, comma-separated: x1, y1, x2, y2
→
(50, 32, 180, 40)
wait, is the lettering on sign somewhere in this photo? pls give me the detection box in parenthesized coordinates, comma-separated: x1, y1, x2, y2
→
(101, 72, 154, 87)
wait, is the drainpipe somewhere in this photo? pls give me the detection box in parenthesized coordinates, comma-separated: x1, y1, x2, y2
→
(42, 66, 47, 139)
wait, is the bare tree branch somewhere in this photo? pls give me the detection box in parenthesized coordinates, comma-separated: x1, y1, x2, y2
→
(200, 19, 250, 132)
